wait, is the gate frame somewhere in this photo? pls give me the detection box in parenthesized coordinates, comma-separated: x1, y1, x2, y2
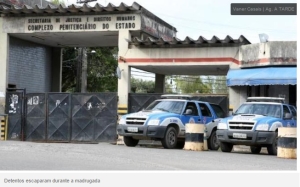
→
(5, 88, 26, 141)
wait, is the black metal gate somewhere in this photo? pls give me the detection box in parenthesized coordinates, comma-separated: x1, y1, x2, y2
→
(26, 93, 47, 141)
(192, 95, 229, 115)
(128, 93, 229, 114)
(71, 93, 117, 143)
(48, 93, 71, 142)
(128, 93, 162, 113)
(5, 92, 118, 143)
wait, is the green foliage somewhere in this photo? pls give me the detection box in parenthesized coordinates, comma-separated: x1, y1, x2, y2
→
(165, 75, 176, 94)
(62, 47, 118, 92)
(213, 76, 228, 94)
(131, 77, 155, 93)
(175, 76, 212, 94)
(87, 47, 118, 92)
(62, 47, 77, 92)
(50, 0, 65, 6)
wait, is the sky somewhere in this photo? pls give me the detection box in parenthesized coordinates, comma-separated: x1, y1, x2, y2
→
(65, 0, 297, 43)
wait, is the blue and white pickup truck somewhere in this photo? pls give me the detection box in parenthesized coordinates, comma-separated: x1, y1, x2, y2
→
(217, 97, 297, 155)
(117, 95, 226, 149)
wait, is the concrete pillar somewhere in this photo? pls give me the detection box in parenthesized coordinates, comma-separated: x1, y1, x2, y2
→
(117, 30, 131, 106)
(228, 86, 247, 113)
(0, 18, 8, 114)
(155, 74, 165, 93)
(51, 47, 62, 92)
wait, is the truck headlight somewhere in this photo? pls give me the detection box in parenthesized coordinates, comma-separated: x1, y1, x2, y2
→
(218, 123, 227, 130)
(256, 124, 269, 131)
(119, 118, 126, 125)
(148, 119, 160, 126)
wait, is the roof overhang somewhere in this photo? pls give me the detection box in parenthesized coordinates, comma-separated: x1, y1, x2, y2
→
(129, 35, 251, 48)
(226, 67, 297, 86)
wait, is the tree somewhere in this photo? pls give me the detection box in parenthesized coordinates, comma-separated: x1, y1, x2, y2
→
(212, 76, 228, 94)
(131, 77, 155, 93)
(174, 75, 212, 94)
(165, 75, 176, 93)
(49, 0, 66, 6)
(62, 47, 78, 92)
(86, 47, 118, 92)
(62, 47, 118, 92)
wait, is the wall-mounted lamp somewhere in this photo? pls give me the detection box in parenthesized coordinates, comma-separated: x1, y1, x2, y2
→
(259, 33, 269, 43)
(116, 66, 124, 79)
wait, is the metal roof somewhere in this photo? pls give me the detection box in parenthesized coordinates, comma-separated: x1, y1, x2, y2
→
(129, 35, 251, 47)
(0, 2, 140, 15)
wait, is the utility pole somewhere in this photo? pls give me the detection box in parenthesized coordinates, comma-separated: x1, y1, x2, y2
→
(76, 47, 82, 92)
(76, 0, 96, 93)
(81, 47, 88, 93)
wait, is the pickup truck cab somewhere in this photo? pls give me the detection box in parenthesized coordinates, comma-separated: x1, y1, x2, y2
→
(217, 97, 297, 155)
(117, 95, 226, 149)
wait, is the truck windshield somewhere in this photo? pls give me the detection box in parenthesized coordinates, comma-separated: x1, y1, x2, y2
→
(235, 103, 282, 118)
(145, 100, 185, 114)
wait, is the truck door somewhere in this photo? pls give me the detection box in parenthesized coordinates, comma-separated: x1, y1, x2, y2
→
(181, 102, 201, 124)
(283, 105, 296, 127)
(197, 103, 214, 124)
(289, 106, 297, 127)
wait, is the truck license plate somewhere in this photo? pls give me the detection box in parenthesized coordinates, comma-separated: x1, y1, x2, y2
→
(233, 133, 247, 139)
(127, 127, 138, 132)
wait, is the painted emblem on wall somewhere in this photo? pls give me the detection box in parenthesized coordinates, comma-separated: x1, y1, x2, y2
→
(8, 94, 18, 114)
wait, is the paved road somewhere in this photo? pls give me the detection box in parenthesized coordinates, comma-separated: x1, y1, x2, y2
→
(0, 141, 296, 170)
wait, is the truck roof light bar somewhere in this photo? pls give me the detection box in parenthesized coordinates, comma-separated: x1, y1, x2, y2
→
(246, 97, 285, 103)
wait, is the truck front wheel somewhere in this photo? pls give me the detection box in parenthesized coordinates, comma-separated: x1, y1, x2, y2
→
(123, 136, 139, 147)
(220, 142, 233, 152)
(250, 146, 262, 154)
(161, 127, 178, 149)
(267, 132, 278, 155)
(208, 130, 220, 150)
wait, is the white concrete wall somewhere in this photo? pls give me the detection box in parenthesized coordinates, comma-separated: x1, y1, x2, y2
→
(2, 14, 141, 33)
(126, 45, 240, 59)
(117, 30, 131, 106)
(239, 41, 297, 68)
(0, 18, 9, 114)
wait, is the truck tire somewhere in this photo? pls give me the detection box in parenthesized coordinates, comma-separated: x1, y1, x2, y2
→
(267, 132, 278, 155)
(220, 142, 233, 152)
(176, 140, 185, 149)
(250, 146, 262, 154)
(208, 130, 219, 150)
(161, 127, 178, 149)
(123, 136, 139, 147)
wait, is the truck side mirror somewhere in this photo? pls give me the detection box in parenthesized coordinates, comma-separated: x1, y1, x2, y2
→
(284, 113, 292, 119)
(184, 109, 192, 115)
